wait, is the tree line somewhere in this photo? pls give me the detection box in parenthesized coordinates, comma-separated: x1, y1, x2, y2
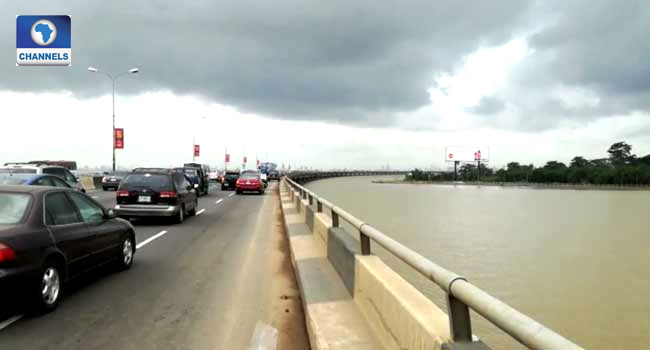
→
(407, 142, 650, 185)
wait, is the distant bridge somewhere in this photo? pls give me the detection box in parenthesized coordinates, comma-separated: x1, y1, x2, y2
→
(286, 170, 408, 184)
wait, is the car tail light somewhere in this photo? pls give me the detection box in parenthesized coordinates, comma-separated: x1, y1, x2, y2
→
(160, 191, 177, 198)
(117, 190, 130, 197)
(0, 243, 16, 263)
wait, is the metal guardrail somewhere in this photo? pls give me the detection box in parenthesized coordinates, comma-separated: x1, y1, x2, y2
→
(284, 176, 584, 350)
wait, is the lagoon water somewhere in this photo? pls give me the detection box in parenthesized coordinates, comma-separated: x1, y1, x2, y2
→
(306, 176, 650, 349)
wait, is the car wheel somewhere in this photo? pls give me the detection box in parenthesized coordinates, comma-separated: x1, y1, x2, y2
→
(236, 189, 242, 194)
(188, 199, 198, 216)
(34, 260, 63, 312)
(175, 205, 185, 224)
(103, 186, 108, 191)
(115, 234, 135, 271)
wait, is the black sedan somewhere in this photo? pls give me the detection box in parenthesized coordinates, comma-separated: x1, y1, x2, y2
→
(0, 185, 136, 312)
(101, 171, 130, 191)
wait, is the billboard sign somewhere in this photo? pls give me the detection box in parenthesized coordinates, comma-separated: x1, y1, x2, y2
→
(445, 146, 489, 162)
(114, 128, 124, 149)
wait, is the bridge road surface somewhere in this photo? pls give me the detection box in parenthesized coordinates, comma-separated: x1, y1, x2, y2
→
(0, 182, 303, 350)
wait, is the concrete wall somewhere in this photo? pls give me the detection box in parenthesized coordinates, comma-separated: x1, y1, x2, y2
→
(280, 180, 452, 350)
(355, 256, 451, 350)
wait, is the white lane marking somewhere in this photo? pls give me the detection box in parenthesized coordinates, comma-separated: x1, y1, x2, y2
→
(215, 199, 224, 205)
(0, 314, 23, 331)
(228, 192, 235, 197)
(196, 208, 206, 215)
(136, 230, 168, 249)
(248, 321, 278, 350)
(92, 196, 99, 199)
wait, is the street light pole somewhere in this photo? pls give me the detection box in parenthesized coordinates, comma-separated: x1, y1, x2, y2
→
(88, 66, 139, 172)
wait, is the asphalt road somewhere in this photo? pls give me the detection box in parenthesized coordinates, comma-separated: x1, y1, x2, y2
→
(0, 182, 301, 350)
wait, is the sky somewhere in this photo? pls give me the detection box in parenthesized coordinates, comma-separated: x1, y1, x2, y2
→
(2, 1, 650, 170)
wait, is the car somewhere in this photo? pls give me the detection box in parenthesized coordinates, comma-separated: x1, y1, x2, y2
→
(2, 163, 84, 192)
(208, 171, 219, 182)
(114, 168, 199, 223)
(236, 171, 265, 194)
(267, 170, 280, 181)
(221, 171, 240, 190)
(0, 173, 74, 189)
(183, 163, 210, 196)
(101, 171, 130, 191)
(0, 185, 136, 312)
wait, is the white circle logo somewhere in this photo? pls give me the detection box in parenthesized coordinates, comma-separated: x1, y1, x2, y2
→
(30, 19, 57, 46)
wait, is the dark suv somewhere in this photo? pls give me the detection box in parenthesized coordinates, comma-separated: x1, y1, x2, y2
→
(114, 168, 199, 223)
(221, 171, 240, 190)
(182, 163, 209, 196)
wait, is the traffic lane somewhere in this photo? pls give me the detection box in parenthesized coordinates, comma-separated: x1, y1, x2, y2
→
(0, 185, 277, 350)
(0, 187, 231, 327)
(93, 186, 229, 248)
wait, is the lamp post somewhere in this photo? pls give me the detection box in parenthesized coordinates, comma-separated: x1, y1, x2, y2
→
(88, 66, 139, 172)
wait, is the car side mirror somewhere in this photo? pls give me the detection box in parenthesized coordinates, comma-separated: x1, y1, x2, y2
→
(105, 208, 116, 219)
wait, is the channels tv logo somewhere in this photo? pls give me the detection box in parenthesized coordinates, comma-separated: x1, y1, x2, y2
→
(16, 15, 71, 66)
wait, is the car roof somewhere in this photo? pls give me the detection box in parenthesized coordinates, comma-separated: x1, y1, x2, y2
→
(132, 167, 173, 174)
(0, 184, 58, 193)
(3, 163, 66, 170)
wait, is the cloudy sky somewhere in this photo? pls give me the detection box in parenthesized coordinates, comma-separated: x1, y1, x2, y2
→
(2, 0, 650, 170)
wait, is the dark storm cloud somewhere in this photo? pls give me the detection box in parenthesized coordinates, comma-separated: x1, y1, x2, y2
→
(2, 0, 533, 125)
(494, 0, 650, 130)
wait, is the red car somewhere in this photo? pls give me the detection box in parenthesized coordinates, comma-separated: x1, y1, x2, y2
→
(236, 172, 265, 195)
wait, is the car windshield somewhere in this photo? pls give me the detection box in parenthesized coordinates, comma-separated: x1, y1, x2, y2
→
(0, 168, 37, 174)
(184, 168, 198, 176)
(0, 174, 32, 185)
(240, 173, 260, 179)
(0, 192, 31, 224)
(122, 174, 172, 190)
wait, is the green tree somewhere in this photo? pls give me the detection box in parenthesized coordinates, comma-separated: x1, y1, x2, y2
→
(570, 156, 590, 168)
(608, 142, 634, 164)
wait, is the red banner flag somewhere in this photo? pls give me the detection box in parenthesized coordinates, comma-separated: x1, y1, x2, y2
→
(225, 154, 230, 162)
(114, 128, 124, 149)
(243, 156, 247, 163)
(194, 145, 200, 157)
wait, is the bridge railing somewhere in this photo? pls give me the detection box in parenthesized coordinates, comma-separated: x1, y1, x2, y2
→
(284, 176, 583, 350)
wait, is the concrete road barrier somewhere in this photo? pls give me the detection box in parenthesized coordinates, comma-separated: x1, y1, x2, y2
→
(279, 180, 451, 350)
(80, 176, 95, 191)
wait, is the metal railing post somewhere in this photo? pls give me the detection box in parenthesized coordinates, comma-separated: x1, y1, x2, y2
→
(360, 231, 371, 255)
(308, 194, 313, 205)
(447, 292, 473, 343)
(331, 210, 339, 227)
(317, 200, 322, 212)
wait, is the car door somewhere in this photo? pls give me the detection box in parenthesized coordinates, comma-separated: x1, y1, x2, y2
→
(44, 191, 93, 278)
(176, 174, 196, 210)
(67, 191, 122, 265)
